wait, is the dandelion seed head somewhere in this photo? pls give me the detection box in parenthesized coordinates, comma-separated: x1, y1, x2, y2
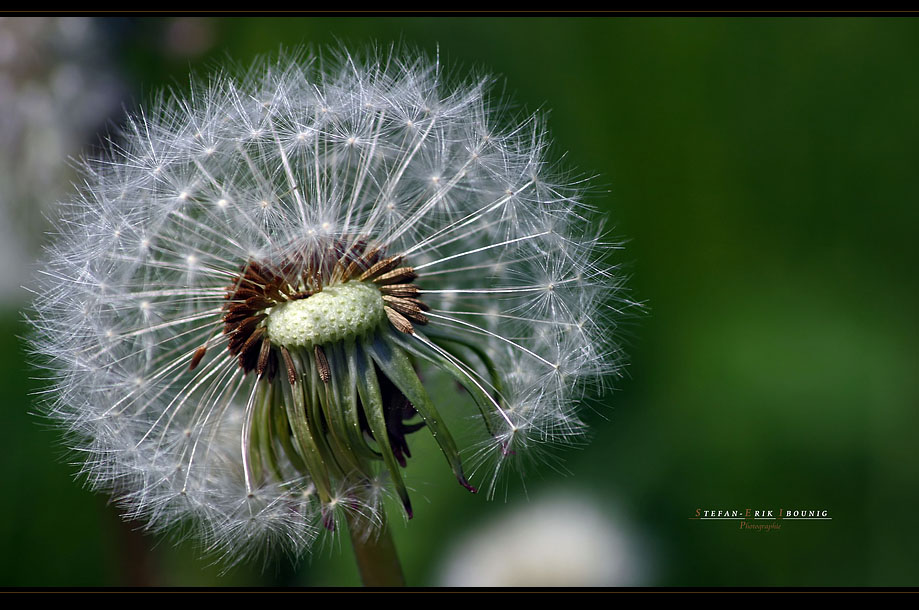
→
(28, 46, 635, 564)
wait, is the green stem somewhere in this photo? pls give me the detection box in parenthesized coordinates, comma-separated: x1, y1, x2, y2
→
(347, 511, 406, 587)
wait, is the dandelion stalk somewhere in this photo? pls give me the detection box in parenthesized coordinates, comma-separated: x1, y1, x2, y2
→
(346, 512, 405, 587)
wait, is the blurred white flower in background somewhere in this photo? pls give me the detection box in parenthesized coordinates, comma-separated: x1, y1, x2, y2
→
(439, 491, 651, 587)
(0, 17, 123, 304)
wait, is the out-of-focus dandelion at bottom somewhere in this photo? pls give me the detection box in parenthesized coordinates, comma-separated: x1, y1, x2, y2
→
(438, 492, 652, 587)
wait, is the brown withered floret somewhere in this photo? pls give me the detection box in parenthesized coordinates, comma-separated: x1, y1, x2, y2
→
(188, 237, 429, 384)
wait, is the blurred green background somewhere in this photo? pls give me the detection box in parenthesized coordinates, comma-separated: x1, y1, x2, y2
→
(2, 17, 917, 587)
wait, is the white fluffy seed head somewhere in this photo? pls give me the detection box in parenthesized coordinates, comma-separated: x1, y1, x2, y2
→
(28, 46, 638, 565)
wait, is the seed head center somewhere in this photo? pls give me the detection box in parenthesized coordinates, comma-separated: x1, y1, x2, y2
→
(265, 281, 385, 349)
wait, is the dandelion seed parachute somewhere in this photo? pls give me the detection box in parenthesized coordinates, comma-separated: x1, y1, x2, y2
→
(29, 47, 631, 563)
